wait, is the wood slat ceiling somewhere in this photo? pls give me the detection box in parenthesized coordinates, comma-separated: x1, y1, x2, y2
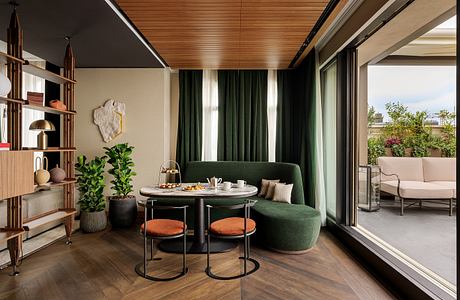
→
(116, 0, 331, 69)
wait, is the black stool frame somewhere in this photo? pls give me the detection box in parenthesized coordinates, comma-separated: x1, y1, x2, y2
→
(135, 199, 188, 281)
(206, 199, 259, 280)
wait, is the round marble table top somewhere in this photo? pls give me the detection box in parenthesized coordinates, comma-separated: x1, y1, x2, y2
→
(140, 183, 258, 199)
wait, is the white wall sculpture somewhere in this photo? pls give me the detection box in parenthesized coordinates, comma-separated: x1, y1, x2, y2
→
(93, 99, 125, 143)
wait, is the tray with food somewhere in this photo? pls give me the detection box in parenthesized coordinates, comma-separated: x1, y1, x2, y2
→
(158, 183, 181, 189)
(182, 184, 206, 191)
(160, 167, 180, 174)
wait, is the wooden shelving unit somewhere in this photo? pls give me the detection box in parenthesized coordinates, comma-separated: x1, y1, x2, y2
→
(0, 51, 25, 64)
(23, 61, 76, 85)
(34, 178, 77, 192)
(2, 9, 77, 275)
(23, 209, 76, 231)
(0, 96, 25, 105)
(24, 103, 76, 115)
(22, 147, 77, 152)
(0, 228, 24, 243)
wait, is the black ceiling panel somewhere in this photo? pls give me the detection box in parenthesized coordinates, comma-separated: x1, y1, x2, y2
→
(0, 0, 164, 68)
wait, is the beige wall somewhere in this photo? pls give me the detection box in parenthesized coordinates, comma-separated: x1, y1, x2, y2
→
(75, 68, 171, 199)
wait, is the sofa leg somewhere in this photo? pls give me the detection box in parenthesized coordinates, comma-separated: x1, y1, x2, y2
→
(449, 199, 453, 216)
(419, 200, 422, 208)
(400, 198, 404, 216)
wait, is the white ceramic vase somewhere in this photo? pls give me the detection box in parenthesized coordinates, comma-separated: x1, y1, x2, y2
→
(0, 73, 11, 97)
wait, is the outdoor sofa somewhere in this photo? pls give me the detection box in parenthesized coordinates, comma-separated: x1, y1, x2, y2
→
(377, 157, 456, 215)
(150, 161, 321, 253)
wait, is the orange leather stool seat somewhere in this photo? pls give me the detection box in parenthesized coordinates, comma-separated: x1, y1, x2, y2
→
(141, 219, 186, 237)
(210, 217, 256, 236)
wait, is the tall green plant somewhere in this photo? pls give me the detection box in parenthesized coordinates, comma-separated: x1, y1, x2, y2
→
(104, 143, 136, 198)
(75, 155, 107, 212)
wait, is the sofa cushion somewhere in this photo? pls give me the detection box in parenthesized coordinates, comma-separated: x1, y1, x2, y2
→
(381, 180, 453, 199)
(265, 181, 277, 199)
(378, 157, 424, 182)
(258, 179, 280, 197)
(430, 181, 456, 198)
(272, 183, 293, 204)
(185, 161, 305, 204)
(422, 157, 456, 182)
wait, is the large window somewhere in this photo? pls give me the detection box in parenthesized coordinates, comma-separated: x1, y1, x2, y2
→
(321, 61, 337, 220)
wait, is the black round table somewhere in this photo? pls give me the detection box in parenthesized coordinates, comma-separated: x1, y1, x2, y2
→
(139, 183, 258, 254)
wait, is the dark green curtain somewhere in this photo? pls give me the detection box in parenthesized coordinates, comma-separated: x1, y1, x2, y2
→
(276, 50, 316, 207)
(218, 70, 268, 161)
(176, 70, 203, 171)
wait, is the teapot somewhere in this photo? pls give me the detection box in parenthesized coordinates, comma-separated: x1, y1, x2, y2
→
(206, 176, 222, 188)
(35, 156, 50, 186)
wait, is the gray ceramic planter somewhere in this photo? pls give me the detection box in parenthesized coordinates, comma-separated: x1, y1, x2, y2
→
(80, 210, 107, 233)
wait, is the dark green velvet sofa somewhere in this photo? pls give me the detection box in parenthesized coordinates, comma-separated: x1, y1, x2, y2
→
(152, 161, 321, 253)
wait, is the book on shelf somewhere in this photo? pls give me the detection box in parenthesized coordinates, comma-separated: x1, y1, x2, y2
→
(26, 91, 44, 106)
(0, 142, 10, 151)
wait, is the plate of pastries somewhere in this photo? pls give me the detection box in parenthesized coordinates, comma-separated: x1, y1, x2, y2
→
(158, 183, 181, 189)
(183, 184, 205, 191)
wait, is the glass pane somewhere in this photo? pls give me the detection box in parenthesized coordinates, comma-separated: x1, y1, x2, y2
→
(321, 61, 337, 220)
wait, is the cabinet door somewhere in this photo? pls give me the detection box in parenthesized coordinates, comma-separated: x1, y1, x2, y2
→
(0, 151, 34, 199)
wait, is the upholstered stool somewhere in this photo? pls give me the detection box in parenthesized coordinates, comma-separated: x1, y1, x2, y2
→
(135, 200, 188, 281)
(206, 200, 259, 280)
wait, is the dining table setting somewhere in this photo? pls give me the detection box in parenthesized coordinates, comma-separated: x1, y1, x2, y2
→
(140, 177, 258, 253)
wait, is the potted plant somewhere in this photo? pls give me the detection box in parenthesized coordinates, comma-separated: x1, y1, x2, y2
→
(75, 155, 108, 233)
(104, 143, 137, 228)
(385, 137, 405, 157)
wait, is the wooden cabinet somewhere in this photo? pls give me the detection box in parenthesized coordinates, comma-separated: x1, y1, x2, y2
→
(0, 151, 34, 199)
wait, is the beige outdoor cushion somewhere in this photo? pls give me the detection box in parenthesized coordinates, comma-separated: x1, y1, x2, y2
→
(272, 183, 293, 204)
(381, 180, 453, 199)
(258, 179, 280, 197)
(377, 157, 424, 182)
(430, 181, 456, 198)
(422, 157, 456, 182)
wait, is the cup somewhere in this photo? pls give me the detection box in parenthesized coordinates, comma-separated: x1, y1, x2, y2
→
(237, 180, 246, 188)
(222, 181, 232, 191)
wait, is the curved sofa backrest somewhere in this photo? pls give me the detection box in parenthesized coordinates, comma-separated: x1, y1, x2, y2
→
(184, 161, 305, 205)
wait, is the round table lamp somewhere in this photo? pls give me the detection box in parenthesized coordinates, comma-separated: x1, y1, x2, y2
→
(29, 120, 55, 150)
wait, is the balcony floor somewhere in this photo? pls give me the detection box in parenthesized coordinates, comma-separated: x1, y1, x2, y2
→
(358, 199, 456, 285)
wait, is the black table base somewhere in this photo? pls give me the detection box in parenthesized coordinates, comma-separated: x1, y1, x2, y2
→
(159, 237, 237, 254)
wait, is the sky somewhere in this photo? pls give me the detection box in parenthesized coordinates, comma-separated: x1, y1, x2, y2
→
(368, 16, 456, 122)
(368, 65, 456, 121)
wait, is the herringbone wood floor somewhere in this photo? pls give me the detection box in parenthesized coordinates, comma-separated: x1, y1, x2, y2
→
(0, 228, 394, 300)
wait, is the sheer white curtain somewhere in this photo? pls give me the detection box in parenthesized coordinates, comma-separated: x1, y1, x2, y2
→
(267, 70, 277, 162)
(0, 61, 45, 147)
(201, 69, 218, 161)
(22, 60, 45, 148)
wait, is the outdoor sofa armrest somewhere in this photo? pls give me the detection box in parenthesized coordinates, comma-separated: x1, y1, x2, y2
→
(380, 169, 402, 198)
